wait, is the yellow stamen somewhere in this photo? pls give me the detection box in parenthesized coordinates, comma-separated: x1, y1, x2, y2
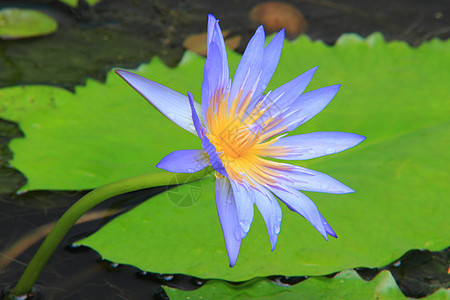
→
(205, 88, 290, 186)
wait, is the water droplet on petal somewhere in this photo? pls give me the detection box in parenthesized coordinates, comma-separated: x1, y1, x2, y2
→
(307, 149, 316, 155)
(274, 224, 280, 234)
(239, 220, 249, 233)
(168, 113, 175, 120)
(321, 184, 329, 190)
(324, 148, 336, 154)
(277, 215, 282, 222)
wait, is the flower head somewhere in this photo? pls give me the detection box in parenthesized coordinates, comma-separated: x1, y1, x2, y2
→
(116, 14, 365, 267)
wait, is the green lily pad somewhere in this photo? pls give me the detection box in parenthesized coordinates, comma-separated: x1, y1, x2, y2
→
(0, 8, 58, 39)
(163, 270, 450, 299)
(0, 60, 204, 191)
(58, 0, 101, 7)
(1, 33, 449, 280)
(77, 119, 448, 279)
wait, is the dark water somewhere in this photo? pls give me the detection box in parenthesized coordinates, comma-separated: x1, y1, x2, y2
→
(0, 0, 449, 299)
(0, 0, 448, 89)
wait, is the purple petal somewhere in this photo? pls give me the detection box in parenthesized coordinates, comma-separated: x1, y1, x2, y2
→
(186, 92, 227, 175)
(202, 134, 227, 177)
(255, 67, 318, 126)
(228, 26, 265, 112)
(202, 19, 229, 119)
(187, 92, 206, 138)
(253, 184, 282, 251)
(215, 176, 242, 267)
(115, 70, 201, 135)
(267, 185, 328, 240)
(206, 14, 216, 47)
(156, 150, 209, 173)
(250, 29, 285, 109)
(201, 42, 227, 117)
(229, 180, 255, 237)
(266, 66, 317, 111)
(320, 214, 337, 238)
(270, 132, 366, 160)
(269, 85, 340, 134)
(211, 21, 229, 86)
(276, 165, 355, 194)
(201, 74, 210, 118)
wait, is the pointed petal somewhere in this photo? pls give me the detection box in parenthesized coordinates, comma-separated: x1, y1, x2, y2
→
(206, 14, 216, 46)
(211, 21, 229, 86)
(202, 20, 229, 118)
(215, 176, 242, 267)
(270, 132, 366, 160)
(320, 214, 337, 238)
(156, 149, 209, 173)
(262, 66, 317, 117)
(229, 180, 255, 237)
(250, 29, 285, 108)
(253, 184, 282, 251)
(115, 70, 201, 135)
(268, 185, 328, 240)
(289, 84, 341, 127)
(201, 42, 227, 118)
(229, 26, 265, 111)
(268, 85, 340, 134)
(277, 165, 355, 194)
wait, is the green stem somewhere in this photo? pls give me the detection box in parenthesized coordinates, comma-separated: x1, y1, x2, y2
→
(11, 167, 212, 296)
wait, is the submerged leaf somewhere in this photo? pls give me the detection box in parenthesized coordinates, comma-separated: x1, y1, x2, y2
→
(163, 270, 449, 299)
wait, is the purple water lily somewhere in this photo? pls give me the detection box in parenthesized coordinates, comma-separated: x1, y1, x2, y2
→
(116, 14, 365, 267)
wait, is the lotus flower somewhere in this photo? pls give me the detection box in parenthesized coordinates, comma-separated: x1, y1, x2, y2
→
(116, 14, 365, 267)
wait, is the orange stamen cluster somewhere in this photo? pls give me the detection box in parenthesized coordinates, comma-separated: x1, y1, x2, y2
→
(205, 88, 292, 186)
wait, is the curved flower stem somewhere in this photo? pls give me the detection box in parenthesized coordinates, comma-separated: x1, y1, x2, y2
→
(11, 167, 213, 297)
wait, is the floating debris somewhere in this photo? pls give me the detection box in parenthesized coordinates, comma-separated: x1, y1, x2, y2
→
(249, 2, 307, 39)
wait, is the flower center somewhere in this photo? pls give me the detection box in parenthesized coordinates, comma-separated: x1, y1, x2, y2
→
(209, 121, 261, 160)
(204, 90, 292, 185)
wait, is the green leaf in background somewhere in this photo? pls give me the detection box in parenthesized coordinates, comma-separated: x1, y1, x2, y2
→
(58, 0, 78, 6)
(0, 56, 205, 191)
(58, 0, 101, 7)
(0, 8, 58, 39)
(163, 270, 449, 300)
(1, 33, 449, 280)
